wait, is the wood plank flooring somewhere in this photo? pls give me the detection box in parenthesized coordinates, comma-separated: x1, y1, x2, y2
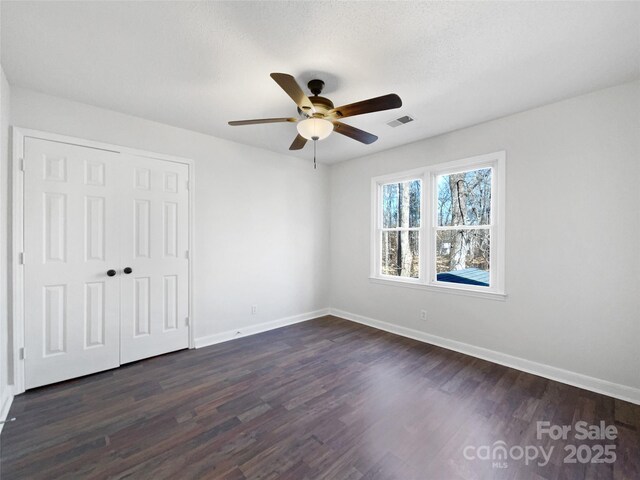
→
(1, 316, 639, 479)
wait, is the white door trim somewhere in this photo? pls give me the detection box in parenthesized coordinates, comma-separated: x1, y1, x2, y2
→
(11, 127, 196, 394)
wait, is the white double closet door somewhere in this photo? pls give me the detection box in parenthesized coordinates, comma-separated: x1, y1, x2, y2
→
(23, 137, 190, 389)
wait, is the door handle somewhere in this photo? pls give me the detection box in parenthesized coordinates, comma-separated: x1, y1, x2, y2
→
(107, 269, 117, 277)
(124, 267, 133, 274)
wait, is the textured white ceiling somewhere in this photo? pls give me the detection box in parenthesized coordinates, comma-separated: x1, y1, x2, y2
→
(2, 1, 639, 164)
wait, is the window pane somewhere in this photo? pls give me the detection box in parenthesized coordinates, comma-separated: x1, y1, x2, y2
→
(437, 168, 491, 226)
(436, 229, 490, 286)
(381, 230, 419, 278)
(382, 180, 421, 228)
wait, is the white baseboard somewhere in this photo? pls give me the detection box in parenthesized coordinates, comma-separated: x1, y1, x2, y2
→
(0, 388, 14, 435)
(194, 308, 331, 349)
(193, 306, 640, 405)
(330, 308, 640, 406)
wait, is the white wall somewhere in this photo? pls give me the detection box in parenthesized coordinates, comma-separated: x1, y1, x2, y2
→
(1, 65, 12, 418)
(6, 81, 640, 401)
(10, 87, 331, 342)
(330, 81, 640, 392)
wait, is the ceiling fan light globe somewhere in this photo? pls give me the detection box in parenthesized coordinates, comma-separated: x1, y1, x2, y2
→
(297, 118, 333, 141)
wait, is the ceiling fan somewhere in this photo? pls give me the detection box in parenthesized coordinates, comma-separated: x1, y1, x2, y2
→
(228, 73, 402, 152)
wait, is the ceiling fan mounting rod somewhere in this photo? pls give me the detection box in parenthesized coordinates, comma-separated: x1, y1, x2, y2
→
(308, 79, 325, 96)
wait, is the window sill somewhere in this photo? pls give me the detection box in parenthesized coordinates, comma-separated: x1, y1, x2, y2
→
(368, 276, 507, 301)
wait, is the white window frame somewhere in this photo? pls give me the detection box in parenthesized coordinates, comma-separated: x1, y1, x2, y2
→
(370, 151, 506, 300)
(376, 175, 424, 283)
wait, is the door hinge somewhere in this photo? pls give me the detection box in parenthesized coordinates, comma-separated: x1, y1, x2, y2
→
(19, 158, 25, 172)
(18, 252, 24, 265)
(186, 180, 190, 191)
(185, 317, 190, 327)
(185, 250, 190, 260)
(19, 347, 25, 360)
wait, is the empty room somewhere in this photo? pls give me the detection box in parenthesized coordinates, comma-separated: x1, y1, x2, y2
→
(0, 1, 639, 479)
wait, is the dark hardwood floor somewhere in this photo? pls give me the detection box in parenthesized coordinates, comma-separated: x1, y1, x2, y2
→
(1, 316, 639, 479)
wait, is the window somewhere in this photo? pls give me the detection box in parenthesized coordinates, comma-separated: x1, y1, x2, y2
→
(371, 152, 505, 298)
(379, 179, 421, 279)
(435, 168, 491, 287)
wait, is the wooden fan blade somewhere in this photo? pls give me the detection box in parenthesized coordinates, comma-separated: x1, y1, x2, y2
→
(332, 121, 378, 144)
(289, 134, 308, 150)
(270, 73, 315, 113)
(328, 93, 402, 119)
(228, 117, 297, 126)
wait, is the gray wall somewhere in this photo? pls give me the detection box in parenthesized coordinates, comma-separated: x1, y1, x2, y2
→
(1, 66, 12, 414)
(9, 87, 331, 344)
(3, 79, 639, 402)
(329, 81, 640, 391)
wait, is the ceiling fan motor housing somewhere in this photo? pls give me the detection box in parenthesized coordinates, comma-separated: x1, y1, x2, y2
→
(297, 95, 334, 117)
(305, 79, 335, 116)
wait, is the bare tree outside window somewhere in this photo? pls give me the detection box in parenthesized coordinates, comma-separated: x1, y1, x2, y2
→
(436, 168, 491, 286)
(381, 179, 421, 278)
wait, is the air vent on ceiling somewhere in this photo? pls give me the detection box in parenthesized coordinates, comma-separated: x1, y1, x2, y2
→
(387, 115, 414, 128)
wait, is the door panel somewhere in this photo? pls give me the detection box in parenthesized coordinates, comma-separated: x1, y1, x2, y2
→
(119, 155, 189, 364)
(24, 138, 121, 389)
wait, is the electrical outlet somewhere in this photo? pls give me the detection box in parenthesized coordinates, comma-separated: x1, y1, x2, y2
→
(420, 310, 427, 321)
(251, 305, 258, 315)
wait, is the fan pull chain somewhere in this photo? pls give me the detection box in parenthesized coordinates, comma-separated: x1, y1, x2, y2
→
(313, 140, 317, 169)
